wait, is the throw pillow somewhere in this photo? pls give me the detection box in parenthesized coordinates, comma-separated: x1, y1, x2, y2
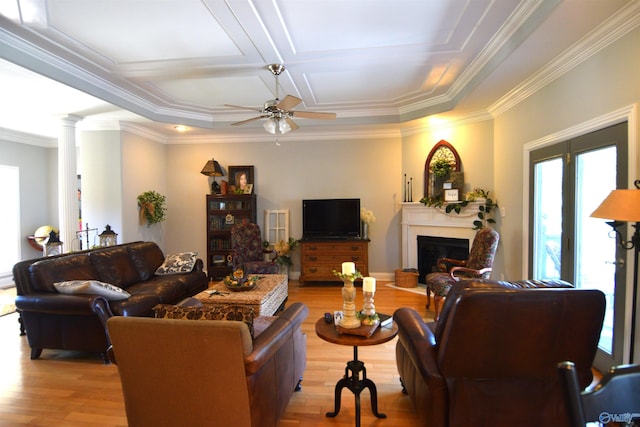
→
(155, 252, 198, 275)
(53, 280, 131, 301)
(153, 303, 254, 338)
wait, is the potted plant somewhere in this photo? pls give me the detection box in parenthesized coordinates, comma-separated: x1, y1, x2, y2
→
(430, 158, 452, 177)
(273, 237, 299, 275)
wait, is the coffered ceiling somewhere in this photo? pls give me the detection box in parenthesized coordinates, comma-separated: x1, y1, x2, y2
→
(0, 0, 637, 140)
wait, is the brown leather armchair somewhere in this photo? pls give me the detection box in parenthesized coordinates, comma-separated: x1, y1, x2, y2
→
(107, 301, 308, 427)
(394, 279, 605, 427)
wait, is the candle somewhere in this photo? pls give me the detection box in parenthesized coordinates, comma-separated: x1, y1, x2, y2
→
(363, 277, 376, 292)
(342, 262, 355, 275)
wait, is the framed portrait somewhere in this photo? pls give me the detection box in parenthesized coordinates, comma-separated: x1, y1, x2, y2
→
(228, 166, 254, 194)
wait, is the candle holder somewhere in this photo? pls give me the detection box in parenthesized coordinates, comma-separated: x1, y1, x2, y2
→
(332, 268, 363, 329)
(359, 276, 379, 325)
(339, 277, 361, 329)
(362, 290, 376, 317)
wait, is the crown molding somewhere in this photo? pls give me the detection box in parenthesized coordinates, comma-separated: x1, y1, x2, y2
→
(489, 1, 640, 117)
(0, 127, 56, 147)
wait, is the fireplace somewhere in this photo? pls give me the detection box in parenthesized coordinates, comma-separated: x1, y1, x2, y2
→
(417, 236, 469, 283)
(402, 202, 480, 273)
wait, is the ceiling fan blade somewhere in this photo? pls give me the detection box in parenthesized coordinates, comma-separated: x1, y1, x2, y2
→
(230, 116, 267, 126)
(285, 117, 299, 131)
(277, 95, 302, 111)
(292, 111, 337, 120)
(224, 104, 261, 112)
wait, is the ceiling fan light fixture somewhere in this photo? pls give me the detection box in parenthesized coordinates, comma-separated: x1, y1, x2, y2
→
(278, 119, 291, 134)
(263, 118, 276, 134)
(263, 117, 291, 135)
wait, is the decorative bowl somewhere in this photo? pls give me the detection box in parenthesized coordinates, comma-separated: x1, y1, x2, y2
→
(223, 273, 259, 292)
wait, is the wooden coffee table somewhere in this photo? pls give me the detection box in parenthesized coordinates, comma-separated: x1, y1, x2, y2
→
(193, 274, 288, 317)
(315, 318, 398, 427)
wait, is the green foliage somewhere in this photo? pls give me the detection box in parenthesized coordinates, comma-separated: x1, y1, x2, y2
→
(430, 159, 453, 177)
(420, 189, 498, 230)
(137, 190, 167, 224)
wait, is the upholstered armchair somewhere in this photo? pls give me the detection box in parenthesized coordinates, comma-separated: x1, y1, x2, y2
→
(230, 223, 279, 274)
(107, 301, 308, 427)
(425, 227, 499, 319)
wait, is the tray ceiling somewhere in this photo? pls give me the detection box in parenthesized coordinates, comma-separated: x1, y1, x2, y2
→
(0, 0, 637, 139)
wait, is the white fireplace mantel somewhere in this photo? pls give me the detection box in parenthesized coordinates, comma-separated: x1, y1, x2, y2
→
(401, 202, 481, 269)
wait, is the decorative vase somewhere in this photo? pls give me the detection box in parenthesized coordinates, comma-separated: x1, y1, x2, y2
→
(362, 222, 369, 240)
(278, 263, 289, 276)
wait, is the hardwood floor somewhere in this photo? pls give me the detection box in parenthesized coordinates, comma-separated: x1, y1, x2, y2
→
(0, 280, 431, 426)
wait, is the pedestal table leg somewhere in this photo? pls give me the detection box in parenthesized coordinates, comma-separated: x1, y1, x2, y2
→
(325, 346, 387, 427)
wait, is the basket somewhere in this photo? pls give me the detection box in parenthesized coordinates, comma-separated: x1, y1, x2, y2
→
(395, 269, 419, 288)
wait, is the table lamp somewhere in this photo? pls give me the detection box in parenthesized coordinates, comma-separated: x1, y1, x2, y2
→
(200, 158, 224, 194)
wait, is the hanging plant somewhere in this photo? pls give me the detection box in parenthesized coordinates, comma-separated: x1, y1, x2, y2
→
(430, 158, 453, 177)
(137, 190, 167, 225)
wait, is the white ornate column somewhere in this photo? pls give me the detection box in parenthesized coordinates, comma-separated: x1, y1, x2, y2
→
(58, 115, 82, 252)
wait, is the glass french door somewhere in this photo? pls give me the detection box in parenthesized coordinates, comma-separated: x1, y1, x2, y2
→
(529, 122, 628, 370)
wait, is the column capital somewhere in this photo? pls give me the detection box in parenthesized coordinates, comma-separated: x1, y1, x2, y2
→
(59, 114, 84, 126)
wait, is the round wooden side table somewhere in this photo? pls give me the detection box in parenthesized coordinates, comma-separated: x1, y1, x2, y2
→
(315, 318, 398, 427)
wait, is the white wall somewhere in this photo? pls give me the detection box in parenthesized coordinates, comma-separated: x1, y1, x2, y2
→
(121, 130, 167, 250)
(0, 135, 55, 260)
(79, 130, 123, 250)
(164, 135, 402, 278)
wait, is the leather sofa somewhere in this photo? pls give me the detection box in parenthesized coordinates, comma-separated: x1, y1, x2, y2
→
(13, 241, 208, 361)
(107, 301, 308, 427)
(394, 279, 606, 427)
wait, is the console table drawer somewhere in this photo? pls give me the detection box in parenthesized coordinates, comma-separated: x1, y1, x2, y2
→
(300, 240, 369, 285)
(303, 242, 367, 253)
(302, 253, 365, 264)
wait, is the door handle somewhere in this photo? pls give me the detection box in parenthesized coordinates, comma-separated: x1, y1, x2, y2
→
(605, 259, 625, 267)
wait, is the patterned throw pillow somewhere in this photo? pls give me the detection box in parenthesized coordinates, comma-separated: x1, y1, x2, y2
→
(53, 280, 131, 301)
(155, 252, 198, 275)
(152, 304, 254, 337)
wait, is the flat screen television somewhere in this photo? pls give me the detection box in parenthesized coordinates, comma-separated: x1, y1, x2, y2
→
(302, 198, 361, 239)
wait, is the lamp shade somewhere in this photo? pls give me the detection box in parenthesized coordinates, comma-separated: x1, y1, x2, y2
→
(200, 159, 223, 177)
(591, 188, 640, 222)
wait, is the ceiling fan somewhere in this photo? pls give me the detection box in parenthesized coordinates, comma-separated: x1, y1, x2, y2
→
(225, 64, 336, 136)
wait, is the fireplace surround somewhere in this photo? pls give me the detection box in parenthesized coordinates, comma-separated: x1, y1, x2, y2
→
(401, 202, 482, 278)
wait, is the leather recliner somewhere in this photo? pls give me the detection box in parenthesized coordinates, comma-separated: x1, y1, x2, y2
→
(394, 279, 606, 427)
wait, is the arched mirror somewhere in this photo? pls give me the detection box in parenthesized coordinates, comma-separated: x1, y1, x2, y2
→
(423, 140, 463, 200)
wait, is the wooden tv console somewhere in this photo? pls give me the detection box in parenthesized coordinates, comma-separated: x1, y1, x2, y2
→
(299, 239, 369, 285)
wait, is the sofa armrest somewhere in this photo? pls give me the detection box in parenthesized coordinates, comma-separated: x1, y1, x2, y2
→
(245, 302, 308, 375)
(394, 307, 442, 382)
(16, 293, 113, 316)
